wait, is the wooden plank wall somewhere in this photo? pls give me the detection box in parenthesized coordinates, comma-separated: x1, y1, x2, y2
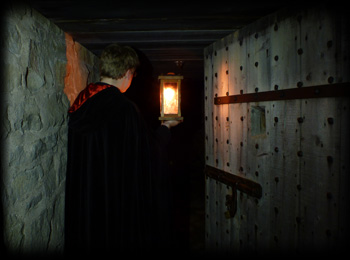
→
(204, 6, 349, 255)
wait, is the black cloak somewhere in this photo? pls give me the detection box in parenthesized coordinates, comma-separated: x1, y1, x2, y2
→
(64, 83, 173, 255)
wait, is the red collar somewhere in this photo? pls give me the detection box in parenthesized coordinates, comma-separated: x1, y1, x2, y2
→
(68, 83, 113, 113)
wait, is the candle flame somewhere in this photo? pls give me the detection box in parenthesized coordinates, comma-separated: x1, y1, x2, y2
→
(163, 86, 178, 114)
(164, 87, 175, 101)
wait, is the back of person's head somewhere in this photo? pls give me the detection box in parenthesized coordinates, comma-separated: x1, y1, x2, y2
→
(100, 43, 140, 80)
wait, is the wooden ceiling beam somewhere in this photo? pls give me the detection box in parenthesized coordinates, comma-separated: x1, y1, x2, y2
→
(29, 1, 285, 21)
(69, 29, 234, 48)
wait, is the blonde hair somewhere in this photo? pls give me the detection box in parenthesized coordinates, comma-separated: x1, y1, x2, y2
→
(99, 44, 140, 80)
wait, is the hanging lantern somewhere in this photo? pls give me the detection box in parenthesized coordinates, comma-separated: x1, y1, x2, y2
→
(159, 73, 184, 121)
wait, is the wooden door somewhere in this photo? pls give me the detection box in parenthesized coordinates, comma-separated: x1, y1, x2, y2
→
(204, 5, 349, 255)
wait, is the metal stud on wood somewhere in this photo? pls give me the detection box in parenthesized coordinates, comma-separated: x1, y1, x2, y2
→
(204, 5, 349, 253)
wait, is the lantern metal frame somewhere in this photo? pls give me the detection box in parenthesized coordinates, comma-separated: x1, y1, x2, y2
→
(158, 74, 184, 121)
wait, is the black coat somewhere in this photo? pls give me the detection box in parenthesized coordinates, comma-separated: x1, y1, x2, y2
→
(64, 83, 173, 255)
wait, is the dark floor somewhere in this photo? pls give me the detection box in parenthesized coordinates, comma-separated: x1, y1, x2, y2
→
(169, 123, 206, 255)
(171, 165, 205, 255)
(188, 168, 205, 254)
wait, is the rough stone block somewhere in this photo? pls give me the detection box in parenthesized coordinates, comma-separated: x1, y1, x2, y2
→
(2, 3, 99, 255)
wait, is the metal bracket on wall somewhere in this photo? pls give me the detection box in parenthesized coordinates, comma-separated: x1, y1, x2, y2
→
(205, 165, 262, 218)
(214, 82, 349, 105)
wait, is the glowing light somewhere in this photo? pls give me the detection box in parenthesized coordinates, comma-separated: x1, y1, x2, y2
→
(163, 85, 178, 114)
(164, 87, 175, 100)
(158, 74, 183, 121)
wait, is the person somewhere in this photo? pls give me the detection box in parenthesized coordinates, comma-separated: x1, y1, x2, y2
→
(64, 43, 180, 255)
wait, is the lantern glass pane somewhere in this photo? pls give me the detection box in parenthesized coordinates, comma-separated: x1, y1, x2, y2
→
(163, 82, 178, 114)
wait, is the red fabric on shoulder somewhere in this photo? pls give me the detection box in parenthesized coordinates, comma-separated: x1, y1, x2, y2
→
(68, 83, 113, 113)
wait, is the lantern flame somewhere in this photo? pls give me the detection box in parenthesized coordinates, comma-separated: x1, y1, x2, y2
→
(163, 86, 178, 114)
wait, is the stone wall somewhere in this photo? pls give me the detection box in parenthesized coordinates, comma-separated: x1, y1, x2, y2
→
(1, 4, 99, 255)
